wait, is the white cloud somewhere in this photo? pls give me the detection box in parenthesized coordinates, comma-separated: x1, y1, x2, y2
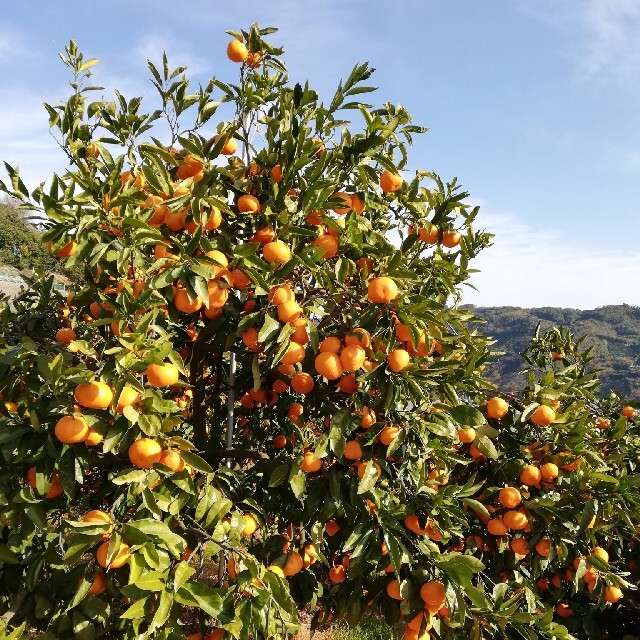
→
(519, 0, 640, 86)
(461, 207, 640, 309)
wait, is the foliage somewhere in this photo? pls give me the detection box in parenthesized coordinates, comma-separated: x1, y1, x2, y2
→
(467, 304, 640, 398)
(0, 202, 56, 272)
(0, 24, 639, 640)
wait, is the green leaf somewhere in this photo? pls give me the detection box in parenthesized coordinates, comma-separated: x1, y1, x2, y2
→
(181, 450, 213, 474)
(174, 561, 195, 592)
(258, 313, 280, 343)
(290, 473, 306, 498)
(269, 463, 290, 487)
(175, 581, 223, 618)
(149, 589, 173, 631)
(356, 459, 379, 494)
(120, 597, 148, 619)
(449, 405, 486, 427)
(112, 469, 147, 485)
(0, 544, 19, 564)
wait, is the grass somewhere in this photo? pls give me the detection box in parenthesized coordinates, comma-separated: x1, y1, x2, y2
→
(329, 617, 401, 640)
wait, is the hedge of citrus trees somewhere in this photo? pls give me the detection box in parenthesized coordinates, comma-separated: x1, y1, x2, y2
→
(0, 24, 639, 640)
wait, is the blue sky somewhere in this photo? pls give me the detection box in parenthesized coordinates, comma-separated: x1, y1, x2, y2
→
(1, 0, 639, 308)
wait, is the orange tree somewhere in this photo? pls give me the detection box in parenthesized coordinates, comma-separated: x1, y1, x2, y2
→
(0, 25, 639, 640)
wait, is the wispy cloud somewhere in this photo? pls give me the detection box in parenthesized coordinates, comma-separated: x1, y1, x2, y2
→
(462, 206, 640, 309)
(0, 22, 32, 67)
(134, 33, 210, 77)
(519, 0, 640, 86)
(0, 88, 63, 188)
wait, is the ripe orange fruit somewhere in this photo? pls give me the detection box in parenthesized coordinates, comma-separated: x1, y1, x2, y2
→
(85, 429, 103, 446)
(26, 467, 63, 498)
(511, 538, 530, 557)
(159, 449, 185, 472)
(173, 288, 202, 314)
(55, 327, 76, 344)
(115, 386, 140, 413)
(420, 581, 446, 608)
(96, 541, 130, 569)
(291, 372, 314, 394)
(356, 460, 381, 479)
(498, 487, 522, 509)
(540, 462, 559, 482)
(83, 510, 113, 540)
(404, 514, 429, 535)
(277, 300, 302, 323)
(404, 628, 430, 640)
(246, 51, 262, 69)
(419, 226, 439, 244)
(531, 405, 555, 427)
(320, 337, 341, 353)
(556, 603, 573, 618)
(329, 565, 346, 583)
(281, 341, 306, 366)
(595, 417, 610, 430)
(379, 169, 403, 193)
(242, 327, 260, 350)
(351, 193, 365, 214)
(74, 382, 114, 410)
(270, 164, 283, 182)
(386, 579, 402, 600)
(503, 509, 528, 530)
(227, 39, 248, 63)
(291, 317, 309, 344)
(486, 397, 509, 419)
(311, 234, 338, 259)
(301, 451, 322, 473)
(487, 518, 509, 536)
(359, 407, 376, 428)
(343, 440, 363, 460)
(457, 427, 476, 443)
(206, 281, 229, 312)
(283, 551, 303, 576)
(273, 435, 287, 449)
(345, 328, 371, 348)
(55, 415, 90, 444)
(325, 520, 340, 536)
(367, 277, 398, 303)
(250, 225, 275, 245)
(270, 284, 294, 306)
(535, 538, 551, 557)
(592, 546, 609, 563)
(128, 438, 163, 469)
(242, 513, 259, 537)
(87, 572, 107, 596)
(379, 425, 399, 446)
(621, 406, 636, 419)
(263, 240, 291, 264)
(338, 374, 359, 393)
(441, 230, 461, 248)
(331, 192, 353, 215)
(340, 344, 366, 372)
(215, 134, 238, 156)
(388, 349, 410, 373)
(520, 465, 541, 486)
(145, 362, 180, 387)
(315, 352, 344, 380)
(237, 194, 261, 214)
(50, 239, 77, 258)
(605, 585, 623, 603)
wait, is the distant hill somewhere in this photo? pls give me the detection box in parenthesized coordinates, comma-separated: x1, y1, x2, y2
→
(466, 304, 640, 398)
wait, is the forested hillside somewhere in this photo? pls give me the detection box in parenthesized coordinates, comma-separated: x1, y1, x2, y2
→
(469, 304, 640, 397)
